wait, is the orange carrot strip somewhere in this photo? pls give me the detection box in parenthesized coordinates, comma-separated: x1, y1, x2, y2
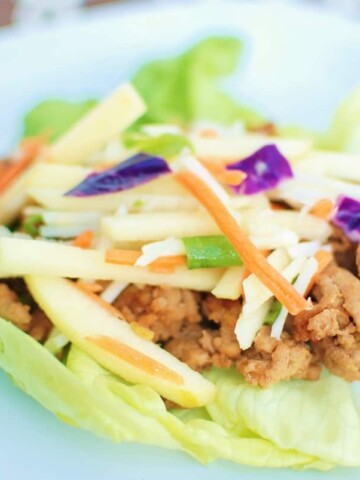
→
(148, 255, 187, 274)
(199, 129, 218, 138)
(200, 159, 246, 186)
(73, 281, 123, 318)
(148, 265, 176, 274)
(87, 335, 184, 384)
(0, 138, 43, 193)
(305, 250, 333, 296)
(72, 230, 94, 249)
(76, 280, 104, 294)
(309, 198, 335, 219)
(105, 249, 142, 265)
(176, 171, 309, 315)
(105, 249, 187, 271)
(215, 170, 246, 186)
(149, 255, 186, 268)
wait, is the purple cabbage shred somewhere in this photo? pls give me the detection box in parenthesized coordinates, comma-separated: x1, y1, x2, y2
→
(65, 153, 171, 197)
(333, 195, 360, 242)
(226, 144, 293, 195)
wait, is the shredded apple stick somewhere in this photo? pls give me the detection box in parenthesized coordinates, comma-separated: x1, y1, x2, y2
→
(0, 138, 43, 193)
(74, 281, 123, 318)
(175, 171, 310, 315)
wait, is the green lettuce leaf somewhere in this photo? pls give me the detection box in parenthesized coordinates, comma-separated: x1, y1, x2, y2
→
(325, 86, 360, 153)
(121, 131, 192, 159)
(206, 368, 360, 467)
(23, 99, 97, 142)
(132, 37, 265, 129)
(0, 317, 327, 468)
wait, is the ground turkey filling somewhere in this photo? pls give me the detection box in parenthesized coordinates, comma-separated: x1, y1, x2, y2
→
(2, 245, 360, 389)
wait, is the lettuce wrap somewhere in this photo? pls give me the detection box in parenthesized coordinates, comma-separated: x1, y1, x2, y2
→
(2, 36, 360, 472)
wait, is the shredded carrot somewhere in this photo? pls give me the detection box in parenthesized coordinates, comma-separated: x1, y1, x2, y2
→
(214, 169, 246, 186)
(0, 138, 43, 193)
(72, 230, 94, 249)
(105, 249, 187, 271)
(149, 255, 186, 268)
(87, 335, 184, 384)
(199, 129, 218, 138)
(200, 159, 246, 186)
(105, 249, 141, 266)
(94, 164, 116, 172)
(148, 265, 176, 274)
(305, 250, 333, 296)
(73, 281, 123, 318)
(248, 122, 277, 136)
(76, 280, 104, 293)
(176, 170, 309, 315)
(309, 198, 335, 219)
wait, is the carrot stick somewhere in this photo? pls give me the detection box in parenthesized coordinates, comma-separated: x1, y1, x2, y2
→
(199, 129, 218, 138)
(149, 255, 186, 268)
(176, 171, 309, 315)
(309, 198, 334, 219)
(105, 249, 142, 265)
(72, 230, 94, 249)
(86, 335, 183, 384)
(200, 159, 246, 186)
(305, 250, 333, 295)
(0, 138, 43, 193)
(105, 249, 187, 271)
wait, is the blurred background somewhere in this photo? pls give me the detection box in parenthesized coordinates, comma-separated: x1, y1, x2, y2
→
(0, 0, 360, 28)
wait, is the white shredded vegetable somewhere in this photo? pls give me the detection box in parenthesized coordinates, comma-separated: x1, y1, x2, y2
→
(271, 256, 318, 339)
(173, 152, 232, 206)
(100, 281, 128, 303)
(235, 299, 273, 350)
(43, 327, 69, 356)
(136, 237, 185, 267)
(287, 241, 322, 259)
(40, 225, 94, 239)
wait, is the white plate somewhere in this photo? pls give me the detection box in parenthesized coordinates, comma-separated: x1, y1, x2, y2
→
(0, 1, 360, 478)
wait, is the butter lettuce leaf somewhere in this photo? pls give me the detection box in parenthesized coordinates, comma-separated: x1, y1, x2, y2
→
(23, 99, 97, 142)
(0, 317, 326, 469)
(132, 37, 265, 129)
(206, 368, 360, 467)
(281, 86, 360, 152)
(326, 86, 360, 153)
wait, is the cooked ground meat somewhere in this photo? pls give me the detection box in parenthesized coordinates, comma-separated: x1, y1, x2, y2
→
(115, 287, 320, 387)
(293, 264, 360, 381)
(113, 284, 202, 343)
(236, 326, 320, 388)
(0, 283, 32, 330)
(0, 281, 52, 342)
(330, 226, 357, 274)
